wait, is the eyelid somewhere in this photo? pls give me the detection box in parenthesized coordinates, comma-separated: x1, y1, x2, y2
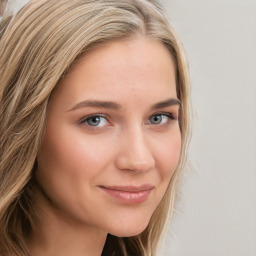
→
(146, 111, 179, 127)
(150, 111, 178, 120)
(77, 111, 178, 130)
(78, 113, 107, 123)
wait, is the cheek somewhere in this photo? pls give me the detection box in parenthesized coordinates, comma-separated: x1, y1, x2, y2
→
(37, 126, 112, 188)
(36, 128, 110, 215)
(155, 131, 181, 181)
(36, 129, 87, 198)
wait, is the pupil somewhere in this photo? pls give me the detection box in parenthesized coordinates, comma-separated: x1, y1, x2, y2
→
(92, 117, 99, 123)
(89, 116, 100, 125)
(152, 115, 162, 124)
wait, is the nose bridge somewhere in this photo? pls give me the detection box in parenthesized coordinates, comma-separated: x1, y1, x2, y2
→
(115, 124, 155, 172)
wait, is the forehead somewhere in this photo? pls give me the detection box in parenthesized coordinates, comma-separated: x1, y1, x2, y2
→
(51, 38, 177, 109)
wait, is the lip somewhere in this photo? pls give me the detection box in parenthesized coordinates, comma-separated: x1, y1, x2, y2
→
(98, 184, 154, 204)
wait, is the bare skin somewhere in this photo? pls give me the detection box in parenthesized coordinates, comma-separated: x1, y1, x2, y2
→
(29, 37, 180, 256)
(28, 192, 106, 256)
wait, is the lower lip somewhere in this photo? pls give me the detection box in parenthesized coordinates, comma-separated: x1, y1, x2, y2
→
(99, 187, 153, 204)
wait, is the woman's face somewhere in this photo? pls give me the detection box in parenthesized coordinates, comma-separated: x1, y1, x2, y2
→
(36, 38, 181, 237)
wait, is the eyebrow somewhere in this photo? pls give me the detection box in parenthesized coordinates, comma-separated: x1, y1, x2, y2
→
(68, 98, 181, 112)
(68, 100, 122, 111)
(151, 98, 181, 110)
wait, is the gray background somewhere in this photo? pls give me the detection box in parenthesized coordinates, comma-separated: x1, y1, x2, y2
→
(6, 0, 256, 255)
(160, 0, 256, 255)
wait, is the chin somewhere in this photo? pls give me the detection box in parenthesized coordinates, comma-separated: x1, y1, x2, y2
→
(108, 219, 149, 238)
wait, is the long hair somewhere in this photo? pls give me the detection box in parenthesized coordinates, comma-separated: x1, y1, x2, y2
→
(0, 0, 191, 255)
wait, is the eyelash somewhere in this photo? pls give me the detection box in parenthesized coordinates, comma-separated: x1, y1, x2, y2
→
(148, 112, 177, 124)
(79, 114, 109, 129)
(79, 112, 177, 130)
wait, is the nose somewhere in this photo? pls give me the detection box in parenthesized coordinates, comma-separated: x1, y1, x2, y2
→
(114, 128, 155, 173)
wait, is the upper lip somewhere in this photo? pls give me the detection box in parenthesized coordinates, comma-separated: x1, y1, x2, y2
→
(99, 184, 155, 192)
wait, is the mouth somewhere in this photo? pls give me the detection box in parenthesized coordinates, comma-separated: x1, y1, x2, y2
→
(98, 184, 154, 204)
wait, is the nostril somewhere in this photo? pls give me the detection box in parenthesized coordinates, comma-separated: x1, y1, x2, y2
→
(114, 130, 156, 172)
(132, 161, 155, 172)
(115, 148, 155, 173)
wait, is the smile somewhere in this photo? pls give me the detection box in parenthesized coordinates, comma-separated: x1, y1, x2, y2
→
(98, 185, 154, 204)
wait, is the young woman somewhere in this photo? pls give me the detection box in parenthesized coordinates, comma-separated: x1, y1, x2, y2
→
(0, 0, 191, 255)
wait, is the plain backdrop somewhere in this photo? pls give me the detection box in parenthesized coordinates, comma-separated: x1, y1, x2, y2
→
(6, 0, 256, 256)
(159, 0, 256, 256)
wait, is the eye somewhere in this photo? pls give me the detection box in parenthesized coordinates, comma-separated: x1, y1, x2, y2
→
(149, 113, 175, 125)
(81, 115, 108, 127)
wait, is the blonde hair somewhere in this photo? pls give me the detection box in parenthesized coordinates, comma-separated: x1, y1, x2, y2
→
(0, 0, 191, 255)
